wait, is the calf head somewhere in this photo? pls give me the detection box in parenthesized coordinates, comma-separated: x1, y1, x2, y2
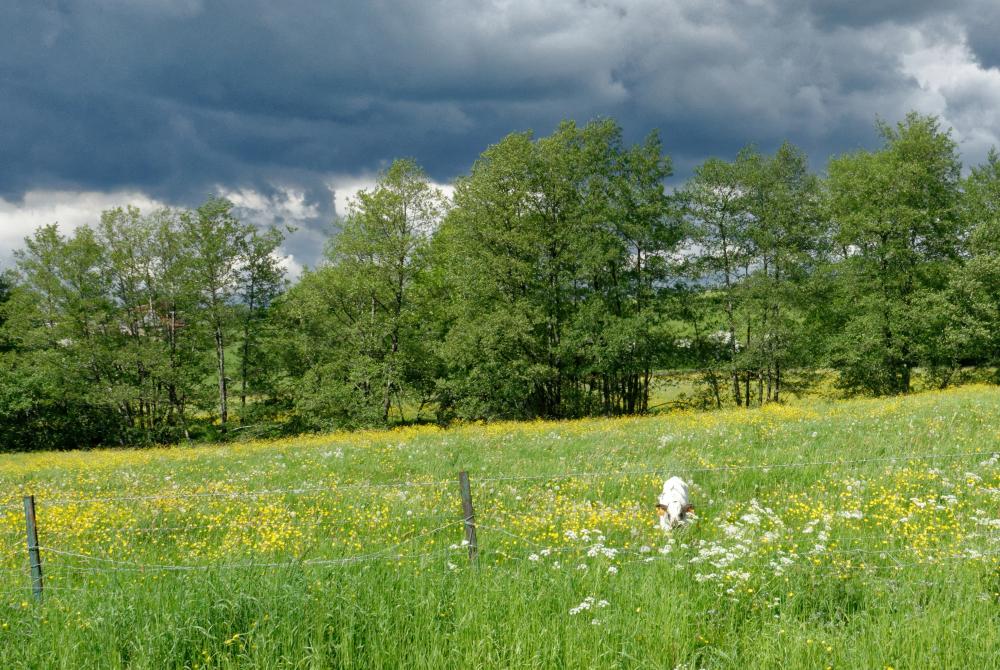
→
(656, 502, 694, 528)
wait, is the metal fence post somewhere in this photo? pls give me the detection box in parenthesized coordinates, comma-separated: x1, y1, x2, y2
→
(23, 495, 43, 601)
(458, 471, 478, 564)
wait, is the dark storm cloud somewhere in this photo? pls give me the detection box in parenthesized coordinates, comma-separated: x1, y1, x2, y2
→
(964, 0, 1000, 69)
(3, 0, 1000, 266)
(796, 0, 953, 29)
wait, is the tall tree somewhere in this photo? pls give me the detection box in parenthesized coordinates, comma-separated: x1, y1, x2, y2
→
(237, 227, 286, 410)
(272, 159, 445, 429)
(739, 143, 825, 403)
(331, 159, 444, 422)
(676, 152, 755, 406)
(0, 270, 12, 353)
(944, 148, 1000, 378)
(677, 144, 824, 407)
(826, 113, 962, 394)
(4, 224, 127, 448)
(181, 197, 260, 429)
(435, 119, 676, 419)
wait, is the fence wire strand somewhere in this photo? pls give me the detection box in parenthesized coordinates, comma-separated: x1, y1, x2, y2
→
(41, 547, 456, 574)
(12, 448, 995, 509)
(0, 449, 994, 598)
(37, 511, 461, 538)
(38, 478, 456, 508)
(474, 450, 995, 484)
(36, 519, 463, 573)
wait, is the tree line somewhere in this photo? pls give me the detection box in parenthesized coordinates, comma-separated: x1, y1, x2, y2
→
(2, 112, 999, 451)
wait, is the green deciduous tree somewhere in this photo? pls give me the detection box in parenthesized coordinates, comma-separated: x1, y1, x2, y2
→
(181, 197, 284, 430)
(270, 159, 445, 429)
(825, 113, 962, 394)
(945, 148, 1000, 378)
(677, 142, 824, 407)
(433, 119, 677, 419)
(0, 198, 284, 449)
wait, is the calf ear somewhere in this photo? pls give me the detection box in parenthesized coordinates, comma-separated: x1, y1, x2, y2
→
(655, 503, 668, 511)
(684, 504, 694, 513)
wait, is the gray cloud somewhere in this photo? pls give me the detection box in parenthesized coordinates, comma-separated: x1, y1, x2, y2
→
(3, 0, 1000, 267)
(796, 0, 953, 29)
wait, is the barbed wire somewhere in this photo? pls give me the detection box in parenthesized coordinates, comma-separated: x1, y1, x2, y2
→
(474, 522, 1000, 563)
(33, 521, 1000, 574)
(0, 585, 88, 598)
(40, 546, 456, 574)
(474, 450, 996, 484)
(37, 511, 461, 538)
(7, 448, 994, 509)
(35, 519, 463, 573)
(472, 543, 1000, 575)
(34, 478, 456, 508)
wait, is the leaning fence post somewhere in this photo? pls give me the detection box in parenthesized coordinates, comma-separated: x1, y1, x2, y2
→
(23, 495, 43, 601)
(458, 471, 478, 563)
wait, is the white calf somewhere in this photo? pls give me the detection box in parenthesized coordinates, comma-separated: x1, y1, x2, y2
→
(657, 476, 693, 530)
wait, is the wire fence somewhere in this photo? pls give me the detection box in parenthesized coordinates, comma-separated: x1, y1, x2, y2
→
(39, 522, 462, 573)
(3, 447, 992, 510)
(1, 449, 997, 601)
(36, 511, 463, 538)
(474, 449, 995, 483)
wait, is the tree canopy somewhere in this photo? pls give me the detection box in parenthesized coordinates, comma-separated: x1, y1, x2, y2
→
(1, 112, 998, 450)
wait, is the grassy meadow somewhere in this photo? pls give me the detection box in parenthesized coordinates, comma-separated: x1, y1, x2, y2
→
(1, 385, 999, 668)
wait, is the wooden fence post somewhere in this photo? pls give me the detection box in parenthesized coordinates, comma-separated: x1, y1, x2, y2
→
(23, 495, 43, 601)
(458, 471, 478, 563)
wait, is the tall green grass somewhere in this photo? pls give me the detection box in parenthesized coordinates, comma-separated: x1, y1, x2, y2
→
(1, 386, 998, 668)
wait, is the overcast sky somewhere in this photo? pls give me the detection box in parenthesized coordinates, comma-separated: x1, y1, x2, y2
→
(4, 0, 1000, 272)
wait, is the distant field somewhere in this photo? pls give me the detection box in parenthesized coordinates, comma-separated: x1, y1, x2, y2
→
(1, 386, 999, 668)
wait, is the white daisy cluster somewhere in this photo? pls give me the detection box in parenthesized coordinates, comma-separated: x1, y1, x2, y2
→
(569, 596, 610, 616)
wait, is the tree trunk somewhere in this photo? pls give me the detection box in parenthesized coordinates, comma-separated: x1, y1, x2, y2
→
(744, 322, 752, 407)
(215, 325, 228, 428)
(240, 332, 250, 409)
(775, 362, 781, 403)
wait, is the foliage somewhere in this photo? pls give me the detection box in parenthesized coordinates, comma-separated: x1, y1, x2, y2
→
(676, 142, 825, 406)
(4, 111, 1000, 447)
(0, 202, 284, 450)
(824, 113, 963, 395)
(267, 159, 446, 430)
(432, 119, 677, 420)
